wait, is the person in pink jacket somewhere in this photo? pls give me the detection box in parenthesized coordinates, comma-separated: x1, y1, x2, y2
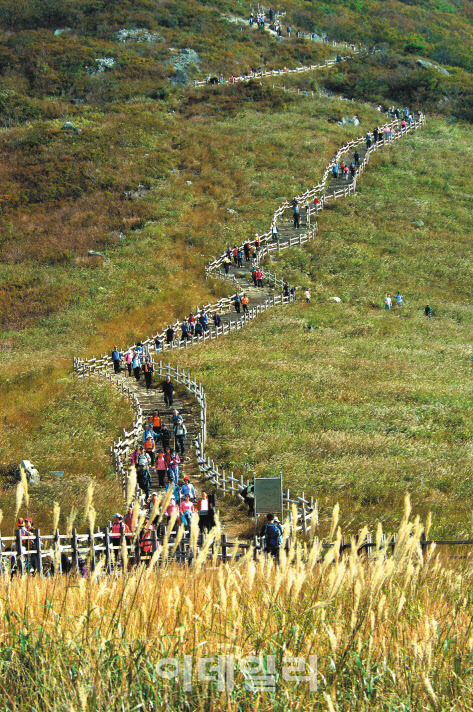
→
(179, 494, 194, 527)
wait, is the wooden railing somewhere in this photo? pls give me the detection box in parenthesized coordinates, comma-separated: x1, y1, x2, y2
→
(205, 115, 425, 278)
(193, 53, 355, 87)
(3, 524, 473, 575)
(75, 340, 317, 535)
(73, 113, 425, 544)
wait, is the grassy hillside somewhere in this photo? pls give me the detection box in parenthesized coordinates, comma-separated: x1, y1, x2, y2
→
(1, 0, 473, 535)
(0, 88, 383, 531)
(173, 117, 473, 540)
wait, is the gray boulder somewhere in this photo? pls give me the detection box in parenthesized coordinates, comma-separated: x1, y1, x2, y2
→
(17, 460, 40, 486)
(416, 59, 450, 76)
(337, 115, 360, 126)
(116, 28, 162, 43)
(62, 121, 81, 134)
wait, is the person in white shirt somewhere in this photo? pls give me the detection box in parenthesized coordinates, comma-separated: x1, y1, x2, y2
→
(305, 289, 311, 304)
(384, 293, 392, 310)
(197, 492, 212, 532)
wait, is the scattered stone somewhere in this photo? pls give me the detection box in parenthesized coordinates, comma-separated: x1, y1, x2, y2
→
(88, 250, 109, 261)
(54, 28, 71, 36)
(16, 460, 40, 486)
(61, 121, 81, 134)
(70, 98, 84, 105)
(124, 185, 152, 199)
(330, 296, 342, 302)
(416, 59, 450, 76)
(115, 28, 162, 43)
(185, 180, 192, 185)
(87, 57, 116, 75)
(226, 208, 237, 214)
(413, 220, 425, 227)
(337, 115, 359, 126)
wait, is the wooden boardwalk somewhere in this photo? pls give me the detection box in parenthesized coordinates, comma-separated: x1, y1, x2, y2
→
(75, 105, 425, 540)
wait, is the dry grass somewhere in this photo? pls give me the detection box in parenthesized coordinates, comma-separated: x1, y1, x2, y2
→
(0, 502, 472, 710)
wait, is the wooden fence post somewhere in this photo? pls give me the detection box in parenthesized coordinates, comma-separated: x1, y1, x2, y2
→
(104, 527, 112, 575)
(221, 534, 228, 563)
(71, 528, 79, 573)
(35, 529, 43, 576)
(15, 529, 24, 575)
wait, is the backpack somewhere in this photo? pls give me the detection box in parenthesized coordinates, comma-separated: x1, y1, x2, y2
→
(265, 522, 282, 548)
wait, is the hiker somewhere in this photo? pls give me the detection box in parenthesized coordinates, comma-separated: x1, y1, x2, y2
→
(240, 483, 255, 516)
(223, 255, 231, 274)
(293, 205, 300, 228)
(131, 445, 141, 467)
(111, 346, 121, 374)
(169, 450, 180, 485)
(260, 513, 283, 561)
(373, 127, 379, 143)
(251, 268, 257, 287)
(174, 417, 187, 456)
(181, 475, 196, 500)
(124, 505, 135, 532)
(140, 517, 155, 556)
(305, 289, 311, 304)
(162, 375, 175, 407)
(272, 224, 279, 241)
(111, 514, 131, 559)
(244, 242, 250, 261)
(284, 281, 290, 298)
(155, 450, 166, 487)
(194, 321, 203, 337)
(150, 410, 161, 435)
(165, 325, 175, 344)
(137, 464, 152, 500)
(256, 268, 264, 288)
(395, 292, 404, 306)
(180, 494, 194, 528)
(143, 422, 155, 443)
(213, 311, 221, 327)
(349, 162, 356, 177)
(144, 430, 156, 466)
(290, 286, 296, 300)
(132, 351, 141, 381)
(181, 320, 191, 341)
(171, 409, 181, 429)
(199, 311, 208, 332)
(123, 350, 132, 377)
(188, 313, 196, 335)
(234, 293, 242, 314)
(237, 248, 243, 267)
(154, 337, 162, 352)
(366, 132, 372, 149)
(242, 294, 249, 314)
(142, 357, 153, 390)
(197, 492, 213, 531)
(424, 304, 432, 318)
(332, 163, 338, 179)
(384, 293, 392, 310)
(160, 423, 171, 451)
(354, 150, 360, 166)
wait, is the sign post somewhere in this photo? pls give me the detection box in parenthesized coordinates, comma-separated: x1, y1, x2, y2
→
(254, 474, 283, 532)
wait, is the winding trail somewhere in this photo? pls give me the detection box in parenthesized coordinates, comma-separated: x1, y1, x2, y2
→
(74, 64, 425, 535)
